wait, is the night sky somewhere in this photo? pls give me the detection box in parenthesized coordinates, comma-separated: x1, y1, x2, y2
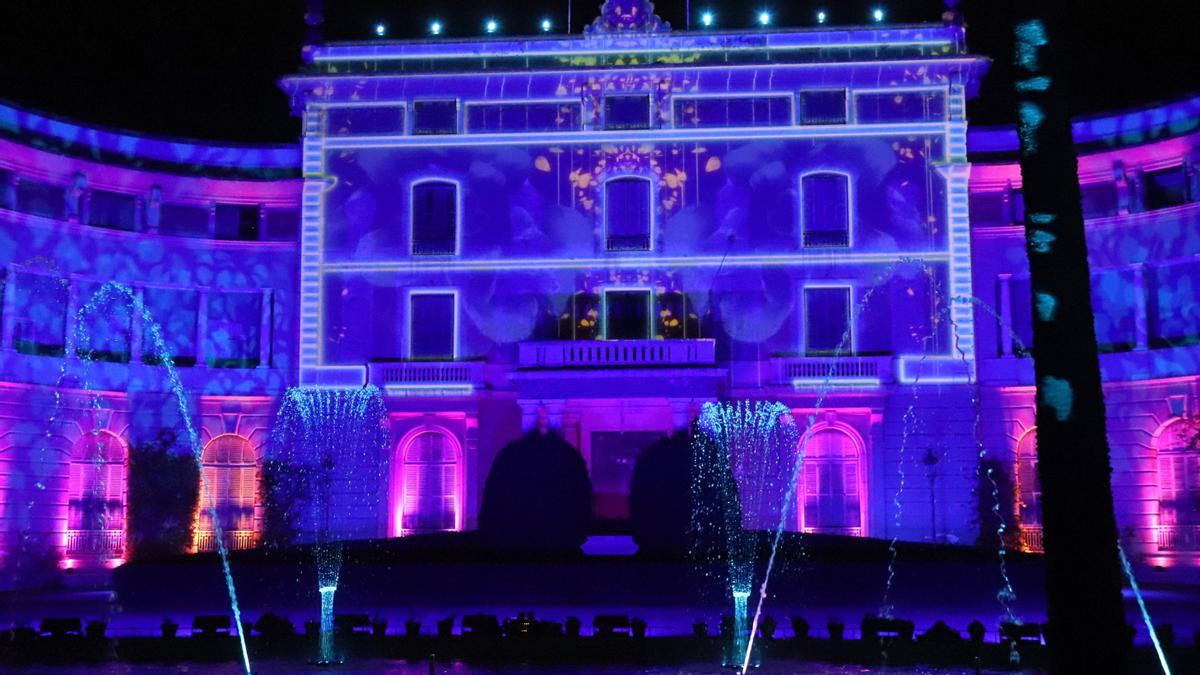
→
(1, 0, 1197, 143)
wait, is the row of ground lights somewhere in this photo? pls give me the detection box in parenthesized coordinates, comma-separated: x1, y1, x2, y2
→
(372, 8, 887, 38)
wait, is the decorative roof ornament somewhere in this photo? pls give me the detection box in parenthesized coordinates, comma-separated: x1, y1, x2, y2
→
(585, 0, 670, 36)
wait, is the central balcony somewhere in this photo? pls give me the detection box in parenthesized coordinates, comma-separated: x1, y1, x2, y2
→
(771, 355, 894, 388)
(65, 529, 124, 557)
(367, 360, 483, 395)
(519, 339, 716, 369)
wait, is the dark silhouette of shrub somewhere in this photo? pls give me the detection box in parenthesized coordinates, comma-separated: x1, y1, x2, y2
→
(259, 458, 308, 549)
(973, 457, 1020, 549)
(629, 429, 692, 556)
(479, 431, 591, 553)
(128, 429, 199, 560)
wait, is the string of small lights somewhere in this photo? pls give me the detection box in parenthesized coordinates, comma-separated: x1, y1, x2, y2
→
(367, 6, 891, 39)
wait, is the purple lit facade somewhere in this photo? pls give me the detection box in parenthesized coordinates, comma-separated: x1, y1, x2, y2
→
(1, 2, 1198, 584)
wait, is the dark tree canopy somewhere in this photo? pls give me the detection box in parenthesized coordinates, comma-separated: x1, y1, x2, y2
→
(127, 429, 199, 560)
(629, 430, 693, 556)
(479, 431, 592, 553)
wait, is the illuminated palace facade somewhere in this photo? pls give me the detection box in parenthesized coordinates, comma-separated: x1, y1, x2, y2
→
(1, 2, 1197, 580)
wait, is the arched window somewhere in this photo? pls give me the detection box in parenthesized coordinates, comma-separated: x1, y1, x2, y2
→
(67, 431, 127, 558)
(196, 434, 258, 551)
(401, 430, 460, 534)
(604, 177, 652, 251)
(799, 426, 863, 535)
(801, 172, 851, 248)
(411, 180, 458, 255)
(1157, 419, 1200, 551)
(1015, 428, 1043, 552)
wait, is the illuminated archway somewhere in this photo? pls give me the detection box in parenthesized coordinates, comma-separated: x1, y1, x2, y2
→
(1015, 427, 1043, 552)
(394, 427, 462, 536)
(1154, 418, 1200, 551)
(66, 430, 127, 560)
(798, 424, 865, 536)
(195, 434, 258, 551)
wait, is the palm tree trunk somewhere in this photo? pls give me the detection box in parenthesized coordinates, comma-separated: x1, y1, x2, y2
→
(1009, 4, 1131, 671)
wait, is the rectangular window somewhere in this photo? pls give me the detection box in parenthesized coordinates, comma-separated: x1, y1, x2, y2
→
(466, 102, 582, 133)
(1151, 260, 1200, 348)
(1007, 276, 1035, 356)
(75, 280, 131, 363)
(214, 204, 260, 241)
(409, 292, 455, 359)
(142, 286, 198, 366)
(325, 106, 405, 136)
(0, 169, 11, 209)
(590, 431, 667, 519)
(604, 289, 651, 340)
(15, 179, 66, 220)
(88, 190, 137, 231)
(969, 192, 1008, 226)
(263, 208, 300, 240)
(799, 90, 848, 125)
(804, 287, 851, 356)
(1080, 182, 1118, 219)
(324, 275, 402, 363)
(604, 94, 652, 130)
(206, 291, 262, 368)
(1144, 166, 1189, 210)
(159, 203, 210, 237)
(801, 173, 850, 247)
(854, 91, 946, 123)
(412, 100, 458, 135)
(605, 178, 652, 251)
(672, 96, 791, 128)
(1011, 189, 1026, 224)
(411, 181, 457, 255)
(12, 271, 68, 356)
(1091, 267, 1137, 353)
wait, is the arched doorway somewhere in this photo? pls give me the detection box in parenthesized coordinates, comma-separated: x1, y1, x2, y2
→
(398, 429, 461, 535)
(195, 434, 258, 551)
(66, 430, 127, 560)
(1015, 428, 1043, 552)
(798, 425, 864, 536)
(1156, 419, 1200, 550)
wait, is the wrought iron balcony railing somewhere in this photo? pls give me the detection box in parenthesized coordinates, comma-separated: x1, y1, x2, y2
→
(519, 339, 715, 368)
(1018, 525, 1044, 553)
(1157, 524, 1200, 551)
(65, 529, 124, 556)
(194, 529, 257, 553)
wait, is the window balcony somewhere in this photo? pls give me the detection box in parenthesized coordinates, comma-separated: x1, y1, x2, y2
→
(772, 355, 893, 388)
(605, 234, 651, 252)
(367, 360, 483, 395)
(519, 339, 715, 369)
(1158, 524, 1200, 551)
(802, 231, 850, 248)
(65, 529, 124, 557)
(194, 529, 257, 553)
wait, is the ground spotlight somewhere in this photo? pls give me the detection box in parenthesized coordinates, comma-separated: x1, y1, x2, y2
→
(374, 22, 387, 37)
(485, 19, 499, 34)
(757, 10, 771, 27)
(873, 8, 885, 23)
(700, 11, 714, 28)
(541, 18, 553, 32)
(817, 11, 827, 25)
(429, 20, 443, 36)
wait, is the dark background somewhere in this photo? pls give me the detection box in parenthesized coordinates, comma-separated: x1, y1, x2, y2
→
(1, 0, 1197, 143)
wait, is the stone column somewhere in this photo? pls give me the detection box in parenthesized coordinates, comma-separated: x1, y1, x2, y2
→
(257, 289, 273, 368)
(207, 203, 218, 238)
(144, 186, 162, 234)
(63, 278, 79, 357)
(1131, 264, 1149, 350)
(544, 400, 566, 432)
(997, 274, 1014, 357)
(130, 286, 145, 364)
(1, 264, 17, 350)
(519, 401, 539, 433)
(195, 288, 209, 367)
(1113, 162, 1131, 216)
